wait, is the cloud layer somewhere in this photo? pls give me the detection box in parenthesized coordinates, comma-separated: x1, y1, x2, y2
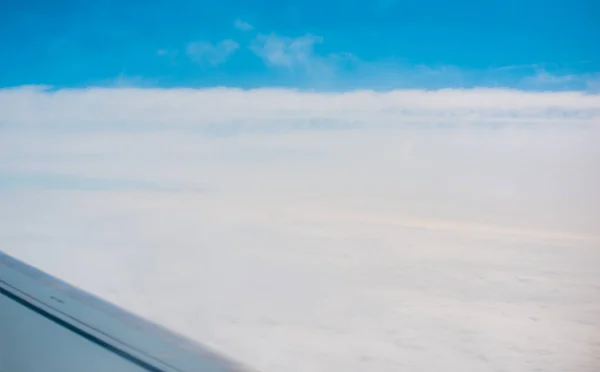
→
(1, 86, 599, 371)
(1, 86, 599, 236)
(3, 86, 599, 126)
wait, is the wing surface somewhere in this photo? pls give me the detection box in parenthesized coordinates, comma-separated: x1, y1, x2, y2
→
(0, 251, 254, 372)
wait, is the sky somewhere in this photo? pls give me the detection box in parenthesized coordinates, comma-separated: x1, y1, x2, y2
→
(1, 2, 600, 372)
(1, 0, 599, 90)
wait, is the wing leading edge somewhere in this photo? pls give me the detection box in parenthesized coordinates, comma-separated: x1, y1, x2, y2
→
(0, 251, 255, 372)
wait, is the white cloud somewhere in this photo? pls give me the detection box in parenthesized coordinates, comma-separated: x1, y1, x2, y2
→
(521, 69, 579, 87)
(250, 33, 346, 76)
(234, 19, 254, 31)
(1, 86, 600, 372)
(523, 70, 600, 92)
(488, 65, 600, 92)
(186, 39, 239, 65)
(1, 85, 598, 239)
(250, 33, 321, 68)
(2, 86, 599, 127)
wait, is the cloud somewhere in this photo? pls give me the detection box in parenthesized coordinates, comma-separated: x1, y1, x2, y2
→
(186, 39, 239, 65)
(250, 33, 322, 68)
(1, 86, 599, 236)
(520, 70, 600, 92)
(1, 86, 599, 372)
(175, 30, 595, 91)
(250, 33, 349, 77)
(2, 86, 599, 128)
(234, 19, 254, 31)
(483, 64, 600, 92)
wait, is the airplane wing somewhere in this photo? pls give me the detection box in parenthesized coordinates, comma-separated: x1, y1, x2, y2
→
(0, 251, 255, 372)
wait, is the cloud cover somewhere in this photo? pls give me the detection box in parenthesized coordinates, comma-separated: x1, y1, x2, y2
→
(3, 86, 599, 126)
(1, 86, 599, 240)
(1, 86, 599, 371)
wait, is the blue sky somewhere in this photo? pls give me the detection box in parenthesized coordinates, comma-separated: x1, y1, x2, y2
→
(1, 0, 599, 90)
